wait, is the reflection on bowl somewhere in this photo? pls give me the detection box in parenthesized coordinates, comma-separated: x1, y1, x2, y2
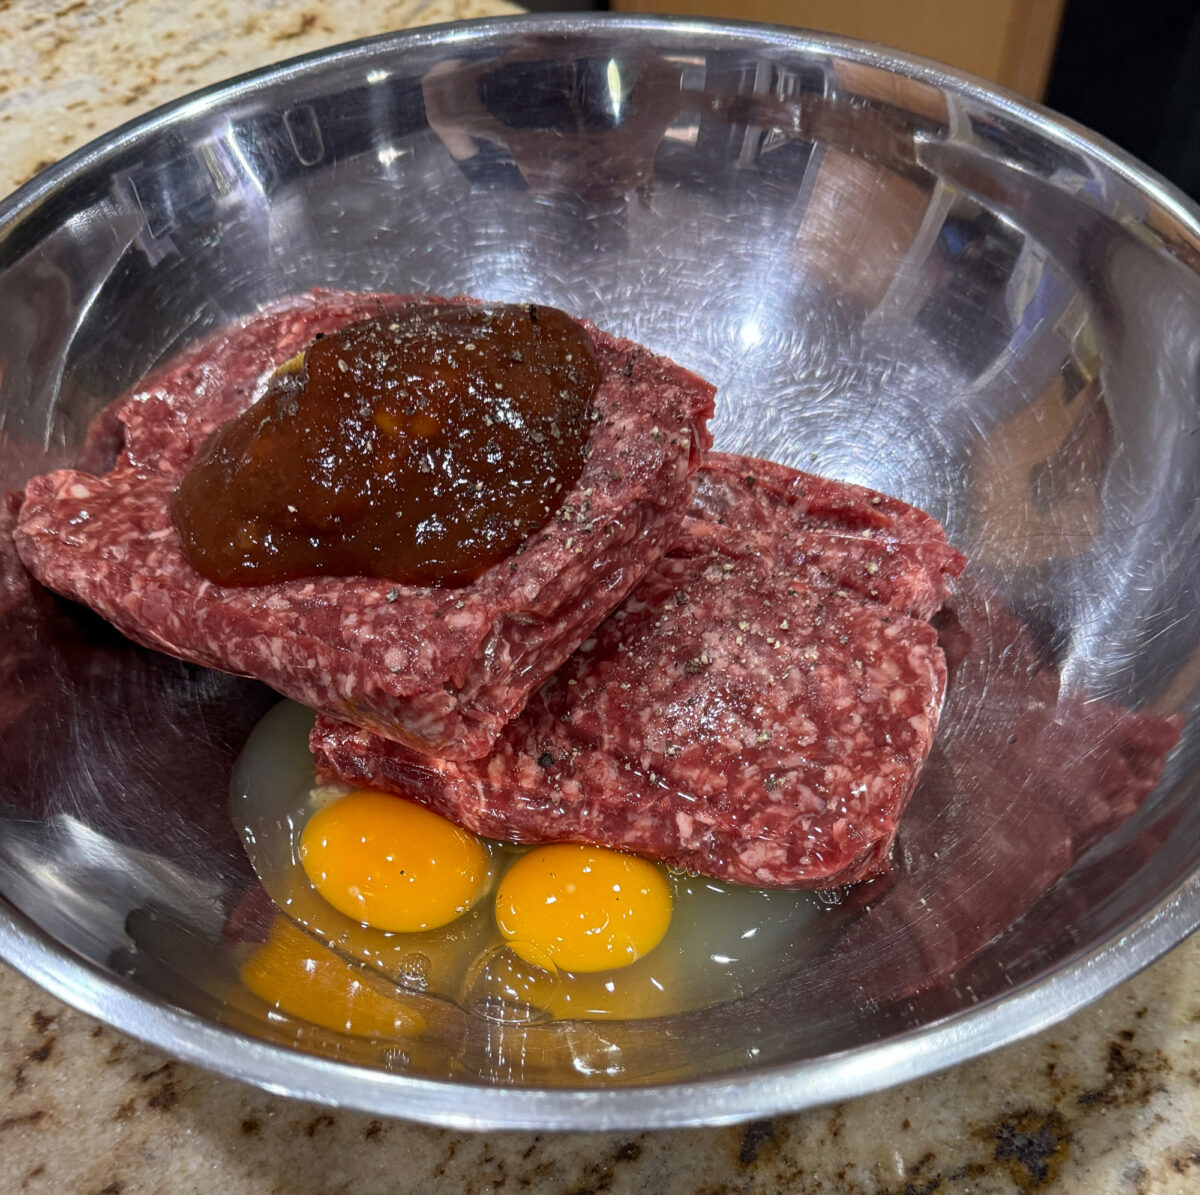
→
(1, 15, 1199, 1129)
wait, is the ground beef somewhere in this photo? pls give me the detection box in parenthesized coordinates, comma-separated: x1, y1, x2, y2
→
(0, 492, 43, 736)
(311, 451, 967, 888)
(825, 575, 1183, 998)
(13, 291, 714, 760)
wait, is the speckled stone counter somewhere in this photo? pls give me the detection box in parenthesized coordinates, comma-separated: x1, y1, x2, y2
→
(0, 0, 520, 197)
(1, 940, 1198, 1193)
(1, 3, 1199, 1192)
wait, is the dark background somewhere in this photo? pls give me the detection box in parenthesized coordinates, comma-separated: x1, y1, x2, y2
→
(1046, 0, 1200, 202)
(521, 0, 1200, 203)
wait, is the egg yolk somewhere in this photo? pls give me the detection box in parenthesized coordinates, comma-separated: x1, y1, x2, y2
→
(494, 844, 672, 973)
(240, 917, 424, 1039)
(299, 790, 490, 933)
(271, 857, 495, 999)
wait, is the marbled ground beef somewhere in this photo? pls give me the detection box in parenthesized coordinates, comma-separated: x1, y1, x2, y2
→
(14, 291, 714, 760)
(312, 451, 967, 887)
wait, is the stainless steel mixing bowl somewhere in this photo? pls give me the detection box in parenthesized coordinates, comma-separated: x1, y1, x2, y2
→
(2, 15, 1199, 1130)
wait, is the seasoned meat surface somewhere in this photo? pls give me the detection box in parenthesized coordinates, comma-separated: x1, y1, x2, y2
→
(14, 291, 714, 760)
(312, 452, 966, 887)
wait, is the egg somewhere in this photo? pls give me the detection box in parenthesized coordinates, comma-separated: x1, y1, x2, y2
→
(241, 915, 425, 1039)
(254, 845, 495, 1001)
(299, 789, 491, 933)
(231, 700, 819, 1029)
(494, 844, 672, 973)
(459, 937, 685, 1022)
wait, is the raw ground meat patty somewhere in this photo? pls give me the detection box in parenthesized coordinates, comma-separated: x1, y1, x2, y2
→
(14, 291, 714, 760)
(312, 451, 967, 887)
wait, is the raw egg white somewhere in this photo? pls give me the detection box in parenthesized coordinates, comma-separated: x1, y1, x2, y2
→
(231, 701, 818, 1031)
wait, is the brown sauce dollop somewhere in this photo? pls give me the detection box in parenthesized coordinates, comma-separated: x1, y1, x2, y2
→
(171, 302, 600, 587)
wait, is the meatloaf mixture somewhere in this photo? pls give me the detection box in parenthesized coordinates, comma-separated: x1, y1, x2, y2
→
(14, 291, 714, 760)
(827, 575, 1182, 997)
(312, 451, 967, 887)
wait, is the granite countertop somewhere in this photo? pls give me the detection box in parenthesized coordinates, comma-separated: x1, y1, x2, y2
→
(2, 2, 1199, 1192)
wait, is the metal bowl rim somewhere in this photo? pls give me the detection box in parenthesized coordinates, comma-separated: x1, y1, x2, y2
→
(2, 12, 1199, 1127)
(2, 877, 1197, 1129)
(5, 12, 1200, 241)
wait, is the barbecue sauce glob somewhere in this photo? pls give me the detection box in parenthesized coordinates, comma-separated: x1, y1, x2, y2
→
(172, 302, 600, 587)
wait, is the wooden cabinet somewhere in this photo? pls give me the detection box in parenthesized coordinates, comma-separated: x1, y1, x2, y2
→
(609, 0, 1067, 100)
